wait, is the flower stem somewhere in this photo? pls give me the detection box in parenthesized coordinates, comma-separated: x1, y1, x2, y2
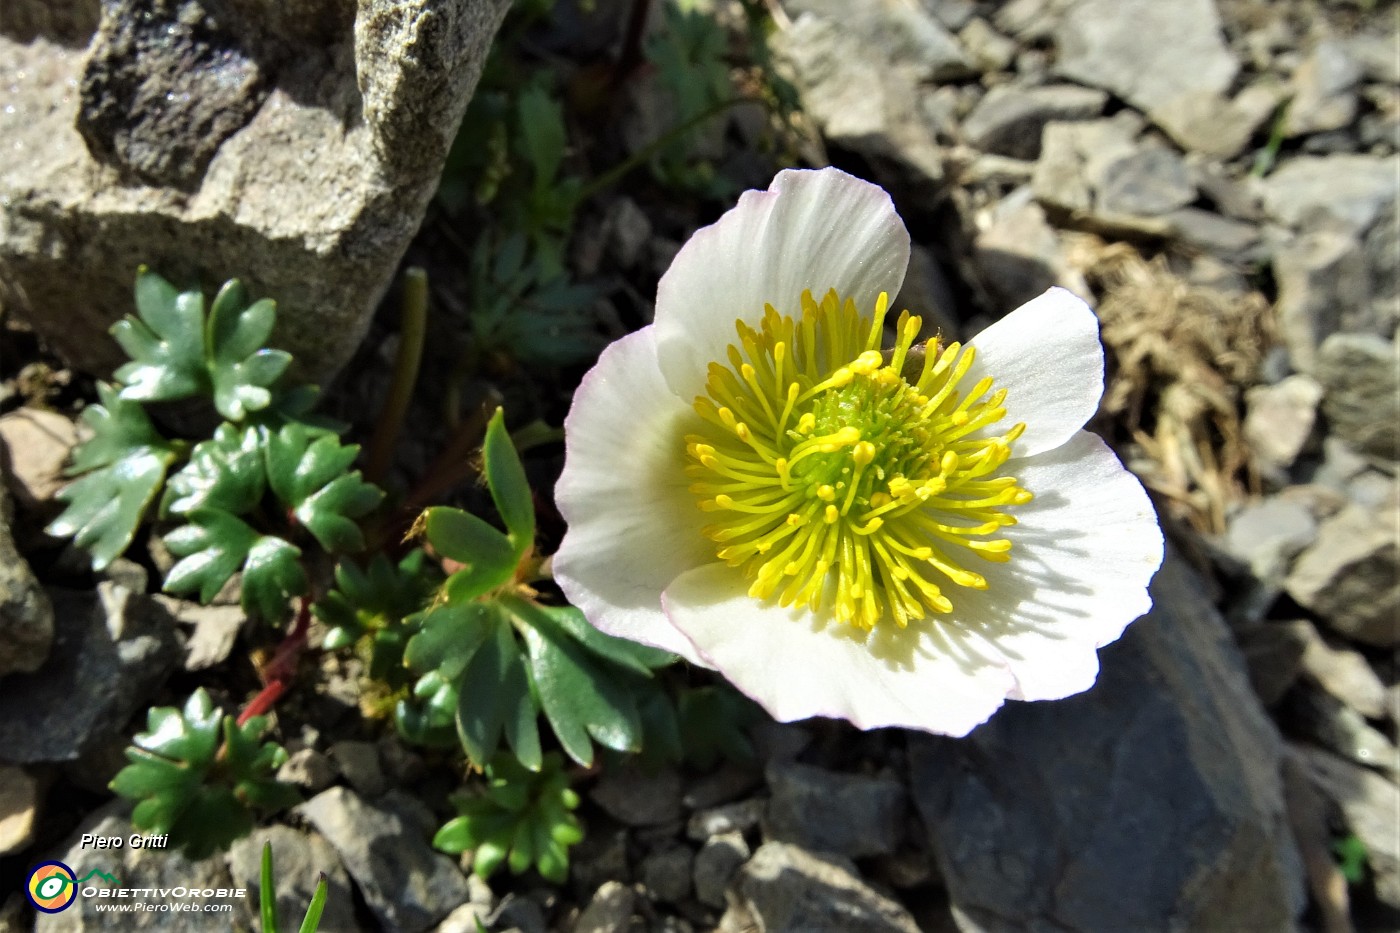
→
(237, 596, 312, 726)
(365, 267, 430, 487)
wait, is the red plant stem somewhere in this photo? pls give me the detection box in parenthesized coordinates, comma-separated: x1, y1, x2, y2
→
(237, 596, 312, 726)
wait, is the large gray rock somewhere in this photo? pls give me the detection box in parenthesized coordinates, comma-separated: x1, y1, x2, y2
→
(1262, 155, 1398, 234)
(1243, 375, 1324, 476)
(1221, 496, 1318, 586)
(1149, 85, 1280, 160)
(297, 786, 470, 933)
(973, 187, 1090, 310)
(693, 831, 749, 908)
(785, 0, 974, 81)
(0, 582, 178, 763)
(764, 762, 907, 859)
(1272, 229, 1373, 374)
(962, 83, 1108, 160)
(909, 553, 1305, 932)
(724, 841, 920, 933)
(0, 407, 85, 513)
(35, 804, 237, 932)
(1287, 501, 1399, 647)
(0, 0, 510, 383)
(1054, 0, 1238, 114)
(589, 762, 682, 827)
(0, 479, 53, 678)
(1285, 39, 1363, 138)
(1094, 146, 1196, 217)
(773, 9, 947, 208)
(0, 763, 39, 855)
(1315, 333, 1400, 462)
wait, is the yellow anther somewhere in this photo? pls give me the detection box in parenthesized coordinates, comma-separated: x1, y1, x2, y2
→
(824, 505, 840, 524)
(852, 441, 876, 466)
(817, 484, 836, 501)
(849, 350, 884, 375)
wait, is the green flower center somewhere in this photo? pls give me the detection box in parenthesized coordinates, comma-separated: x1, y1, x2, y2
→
(685, 289, 1032, 631)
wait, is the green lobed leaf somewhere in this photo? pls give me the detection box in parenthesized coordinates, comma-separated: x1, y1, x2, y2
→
(404, 602, 494, 681)
(265, 424, 383, 553)
(507, 595, 642, 766)
(162, 509, 260, 604)
(455, 610, 523, 767)
(113, 689, 297, 859)
(241, 536, 307, 623)
(48, 383, 178, 570)
(677, 685, 761, 769)
(113, 269, 209, 403)
(422, 506, 517, 596)
(483, 408, 535, 558)
(517, 82, 567, 191)
(207, 280, 291, 421)
(534, 603, 676, 676)
(162, 422, 266, 516)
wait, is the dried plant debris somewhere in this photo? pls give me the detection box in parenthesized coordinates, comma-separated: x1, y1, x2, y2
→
(1086, 243, 1274, 532)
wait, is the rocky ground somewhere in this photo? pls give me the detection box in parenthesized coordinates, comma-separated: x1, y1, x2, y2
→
(1, 0, 1398, 931)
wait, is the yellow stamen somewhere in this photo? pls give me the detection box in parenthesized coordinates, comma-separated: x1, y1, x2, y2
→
(685, 288, 1030, 631)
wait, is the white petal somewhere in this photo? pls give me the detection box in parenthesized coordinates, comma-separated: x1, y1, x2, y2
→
(967, 287, 1104, 457)
(553, 327, 713, 665)
(653, 167, 911, 400)
(947, 430, 1164, 701)
(662, 564, 1018, 736)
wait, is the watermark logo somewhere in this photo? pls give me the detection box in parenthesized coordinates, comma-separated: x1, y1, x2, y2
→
(25, 862, 121, 914)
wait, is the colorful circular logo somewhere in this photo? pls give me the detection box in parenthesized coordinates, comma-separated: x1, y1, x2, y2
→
(26, 861, 78, 913)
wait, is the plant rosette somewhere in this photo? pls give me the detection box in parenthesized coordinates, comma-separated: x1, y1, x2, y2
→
(552, 167, 1164, 736)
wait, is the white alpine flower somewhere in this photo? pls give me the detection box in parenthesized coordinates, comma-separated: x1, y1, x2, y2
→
(552, 167, 1163, 736)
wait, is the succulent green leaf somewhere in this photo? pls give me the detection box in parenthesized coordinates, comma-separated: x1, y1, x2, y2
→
(315, 551, 437, 676)
(113, 269, 209, 403)
(48, 383, 178, 570)
(163, 509, 260, 603)
(433, 753, 581, 883)
(483, 408, 535, 557)
(163, 422, 266, 516)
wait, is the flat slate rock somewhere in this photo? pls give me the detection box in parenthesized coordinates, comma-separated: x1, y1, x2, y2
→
(909, 553, 1305, 932)
(297, 786, 470, 933)
(0, 582, 178, 764)
(1054, 0, 1238, 114)
(726, 841, 920, 933)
